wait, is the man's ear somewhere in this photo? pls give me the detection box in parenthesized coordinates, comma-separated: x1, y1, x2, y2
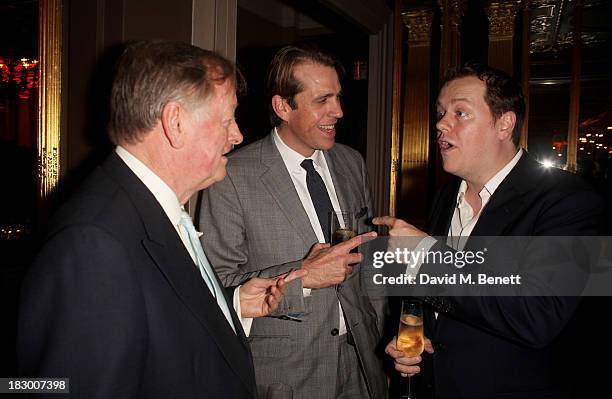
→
(496, 111, 516, 142)
(271, 95, 291, 122)
(161, 101, 184, 149)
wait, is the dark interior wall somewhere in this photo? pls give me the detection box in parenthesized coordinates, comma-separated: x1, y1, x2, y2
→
(63, 0, 194, 192)
(237, 7, 296, 48)
(64, 0, 110, 189)
(235, 7, 302, 144)
(124, 0, 193, 41)
(235, 8, 287, 143)
(460, 0, 488, 65)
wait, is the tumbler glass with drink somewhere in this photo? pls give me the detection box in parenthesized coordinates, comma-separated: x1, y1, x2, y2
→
(329, 210, 357, 245)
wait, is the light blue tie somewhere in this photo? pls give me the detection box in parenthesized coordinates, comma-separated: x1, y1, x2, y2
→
(178, 210, 236, 333)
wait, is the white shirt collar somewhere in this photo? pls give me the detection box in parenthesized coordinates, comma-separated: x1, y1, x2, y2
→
(272, 127, 326, 172)
(457, 148, 523, 204)
(115, 146, 183, 228)
(483, 148, 523, 196)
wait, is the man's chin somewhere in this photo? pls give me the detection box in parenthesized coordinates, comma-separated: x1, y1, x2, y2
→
(441, 161, 457, 175)
(317, 137, 336, 151)
(214, 169, 227, 183)
(200, 169, 227, 190)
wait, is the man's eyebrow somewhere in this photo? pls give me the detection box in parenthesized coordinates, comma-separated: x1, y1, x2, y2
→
(450, 97, 472, 104)
(313, 91, 342, 101)
(437, 97, 473, 108)
(314, 93, 333, 101)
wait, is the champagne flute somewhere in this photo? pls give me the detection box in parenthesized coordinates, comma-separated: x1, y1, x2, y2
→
(397, 299, 424, 399)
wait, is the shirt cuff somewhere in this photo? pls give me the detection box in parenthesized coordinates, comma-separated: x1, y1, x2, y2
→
(233, 286, 254, 336)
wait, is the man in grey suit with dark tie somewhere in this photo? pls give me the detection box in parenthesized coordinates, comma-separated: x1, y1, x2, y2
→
(199, 45, 387, 398)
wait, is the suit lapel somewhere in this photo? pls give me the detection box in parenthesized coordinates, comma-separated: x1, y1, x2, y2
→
(471, 152, 538, 236)
(259, 134, 319, 246)
(429, 153, 539, 238)
(426, 181, 460, 334)
(102, 154, 255, 394)
(142, 238, 255, 392)
(429, 179, 460, 236)
(324, 148, 356, 212)
(428, 153, 540, 337)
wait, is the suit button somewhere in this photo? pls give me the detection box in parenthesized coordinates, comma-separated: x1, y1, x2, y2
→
(330, 328, 339, 336)
(434, 342, 446, 351)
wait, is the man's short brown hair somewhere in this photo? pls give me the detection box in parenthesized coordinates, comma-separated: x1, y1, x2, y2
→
(267, 45, 342, 127)
(108, 40, 242, 145)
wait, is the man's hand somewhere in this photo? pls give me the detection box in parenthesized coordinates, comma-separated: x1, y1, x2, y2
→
(239, 269, 307, 318)
(301, 231, 377, 289)
(373, 216, 429, 257)
(372, 216, 427, 238)
(385, 336, 434, 377)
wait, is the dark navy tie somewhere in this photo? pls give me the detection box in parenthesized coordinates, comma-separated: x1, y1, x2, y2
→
(301, 159, 336, 242)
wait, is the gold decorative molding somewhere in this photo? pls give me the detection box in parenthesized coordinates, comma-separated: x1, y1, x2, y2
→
(399, 40, 431, 226)
(401, 8, 434, 46)
(520, 0, 530, 149)
(438, 0, 467, 81)
(391, 159, 401, 173)
(389, 158, 400, 216)
(389, 0, 403, 217)
(486, 1, 521, 40)
(38, 0, 62, 200)
(566, 0, 582, 173)
(438, 0, 467, 27)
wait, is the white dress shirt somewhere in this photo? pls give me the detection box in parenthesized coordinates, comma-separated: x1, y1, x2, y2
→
(273, 128, 348, 335)
(447, 149, 523, 250)
(115, 146, 252, 334)
(407, 149, 523, 281)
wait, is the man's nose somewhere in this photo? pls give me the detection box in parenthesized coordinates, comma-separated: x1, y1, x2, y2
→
(331, 101, 343, 119)
(436, 117, 450, 136)
(230, 122, 243, 146)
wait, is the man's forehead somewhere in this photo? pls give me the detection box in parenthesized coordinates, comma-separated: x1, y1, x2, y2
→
(295, 61, 337, 74)
(210, 80, 237, 101)
(212, 78, 235, 94)
(294, 62, 340, 88)
(438, 76, 486, 103)
(195, 81, 237, 116)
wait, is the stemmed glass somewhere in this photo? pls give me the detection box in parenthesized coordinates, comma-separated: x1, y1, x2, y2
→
(396, 299, 424, 399)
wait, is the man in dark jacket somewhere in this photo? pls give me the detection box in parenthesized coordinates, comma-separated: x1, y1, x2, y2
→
(375, 64, 603, 399)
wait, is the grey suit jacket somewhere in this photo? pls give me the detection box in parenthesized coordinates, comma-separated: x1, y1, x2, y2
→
(199, 133, 387, 399)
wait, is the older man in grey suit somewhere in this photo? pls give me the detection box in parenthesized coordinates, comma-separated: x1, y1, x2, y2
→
(199, 46, 387, 398)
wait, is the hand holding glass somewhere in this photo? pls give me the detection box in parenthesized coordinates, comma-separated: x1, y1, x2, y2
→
(329, 210, 357, 245)
(397, 300, 424, 399)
